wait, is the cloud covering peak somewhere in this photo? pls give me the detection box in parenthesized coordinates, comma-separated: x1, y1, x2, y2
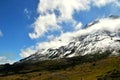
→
(21, 17, 120, 58)
(29, 0, 120, 39)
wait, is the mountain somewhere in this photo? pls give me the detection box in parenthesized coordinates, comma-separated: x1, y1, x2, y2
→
(18, 15, 120, 63)
(0, 15, 120, 80)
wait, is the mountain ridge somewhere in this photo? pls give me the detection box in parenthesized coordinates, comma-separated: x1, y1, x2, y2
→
(18, 15, 120, 63)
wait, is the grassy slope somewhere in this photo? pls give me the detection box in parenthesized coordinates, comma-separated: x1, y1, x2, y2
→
(0, 56, 120, 80)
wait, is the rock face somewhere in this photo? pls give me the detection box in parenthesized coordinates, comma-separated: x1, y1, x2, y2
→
(19, 16, 120, 63)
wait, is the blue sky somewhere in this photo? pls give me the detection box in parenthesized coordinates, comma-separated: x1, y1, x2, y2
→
(0, 0, 120, 64)
(0, 0, 39, 63)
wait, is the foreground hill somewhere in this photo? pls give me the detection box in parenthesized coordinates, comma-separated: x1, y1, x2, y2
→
(0, 53, 120, 80)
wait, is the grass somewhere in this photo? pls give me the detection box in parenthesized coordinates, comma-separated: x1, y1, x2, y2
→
(0, 55, 120, 80)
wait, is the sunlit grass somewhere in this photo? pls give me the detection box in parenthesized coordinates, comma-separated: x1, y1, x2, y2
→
(0, 56, 119, 80)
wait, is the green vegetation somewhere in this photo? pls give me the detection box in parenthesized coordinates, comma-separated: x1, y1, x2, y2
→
(97, 69, 120, 80)
(0, 52, 120, 80)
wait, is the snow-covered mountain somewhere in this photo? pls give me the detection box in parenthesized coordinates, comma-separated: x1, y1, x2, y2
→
(19, 15, 120, 63)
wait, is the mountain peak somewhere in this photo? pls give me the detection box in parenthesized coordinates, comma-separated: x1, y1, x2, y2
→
(18, 16, 120, 63)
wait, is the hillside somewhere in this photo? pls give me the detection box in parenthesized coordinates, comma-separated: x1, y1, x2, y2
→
(0, 53, 120, 80)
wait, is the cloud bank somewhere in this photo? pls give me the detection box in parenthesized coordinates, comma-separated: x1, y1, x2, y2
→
(0, 56, 15, 64)
(20, 0, 120, 58)
(29, 0, 120, 39)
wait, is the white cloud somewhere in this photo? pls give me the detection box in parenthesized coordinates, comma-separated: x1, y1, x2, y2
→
(37, 32, 75, 49)
(20, 46, 36, 58)
(38, 0, 90, 20)
(29, 0, 91, 39)
(0, 56, 15, 64)
(29, 0, 120, 39)
(0, 30, 3, 37)
(29, 13, 60, 39)
(75, 22, 83, 31)
(47, 35, 55, 41)
(24, 8, 31, 19)
(92, 0, 115, 7)
(24, 8, 29, 14)
(115, 1, 120, 7)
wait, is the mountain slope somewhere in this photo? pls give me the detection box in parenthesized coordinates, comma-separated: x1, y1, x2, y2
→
(19, 16, 120, 63)
(0, 55, 120, 80)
